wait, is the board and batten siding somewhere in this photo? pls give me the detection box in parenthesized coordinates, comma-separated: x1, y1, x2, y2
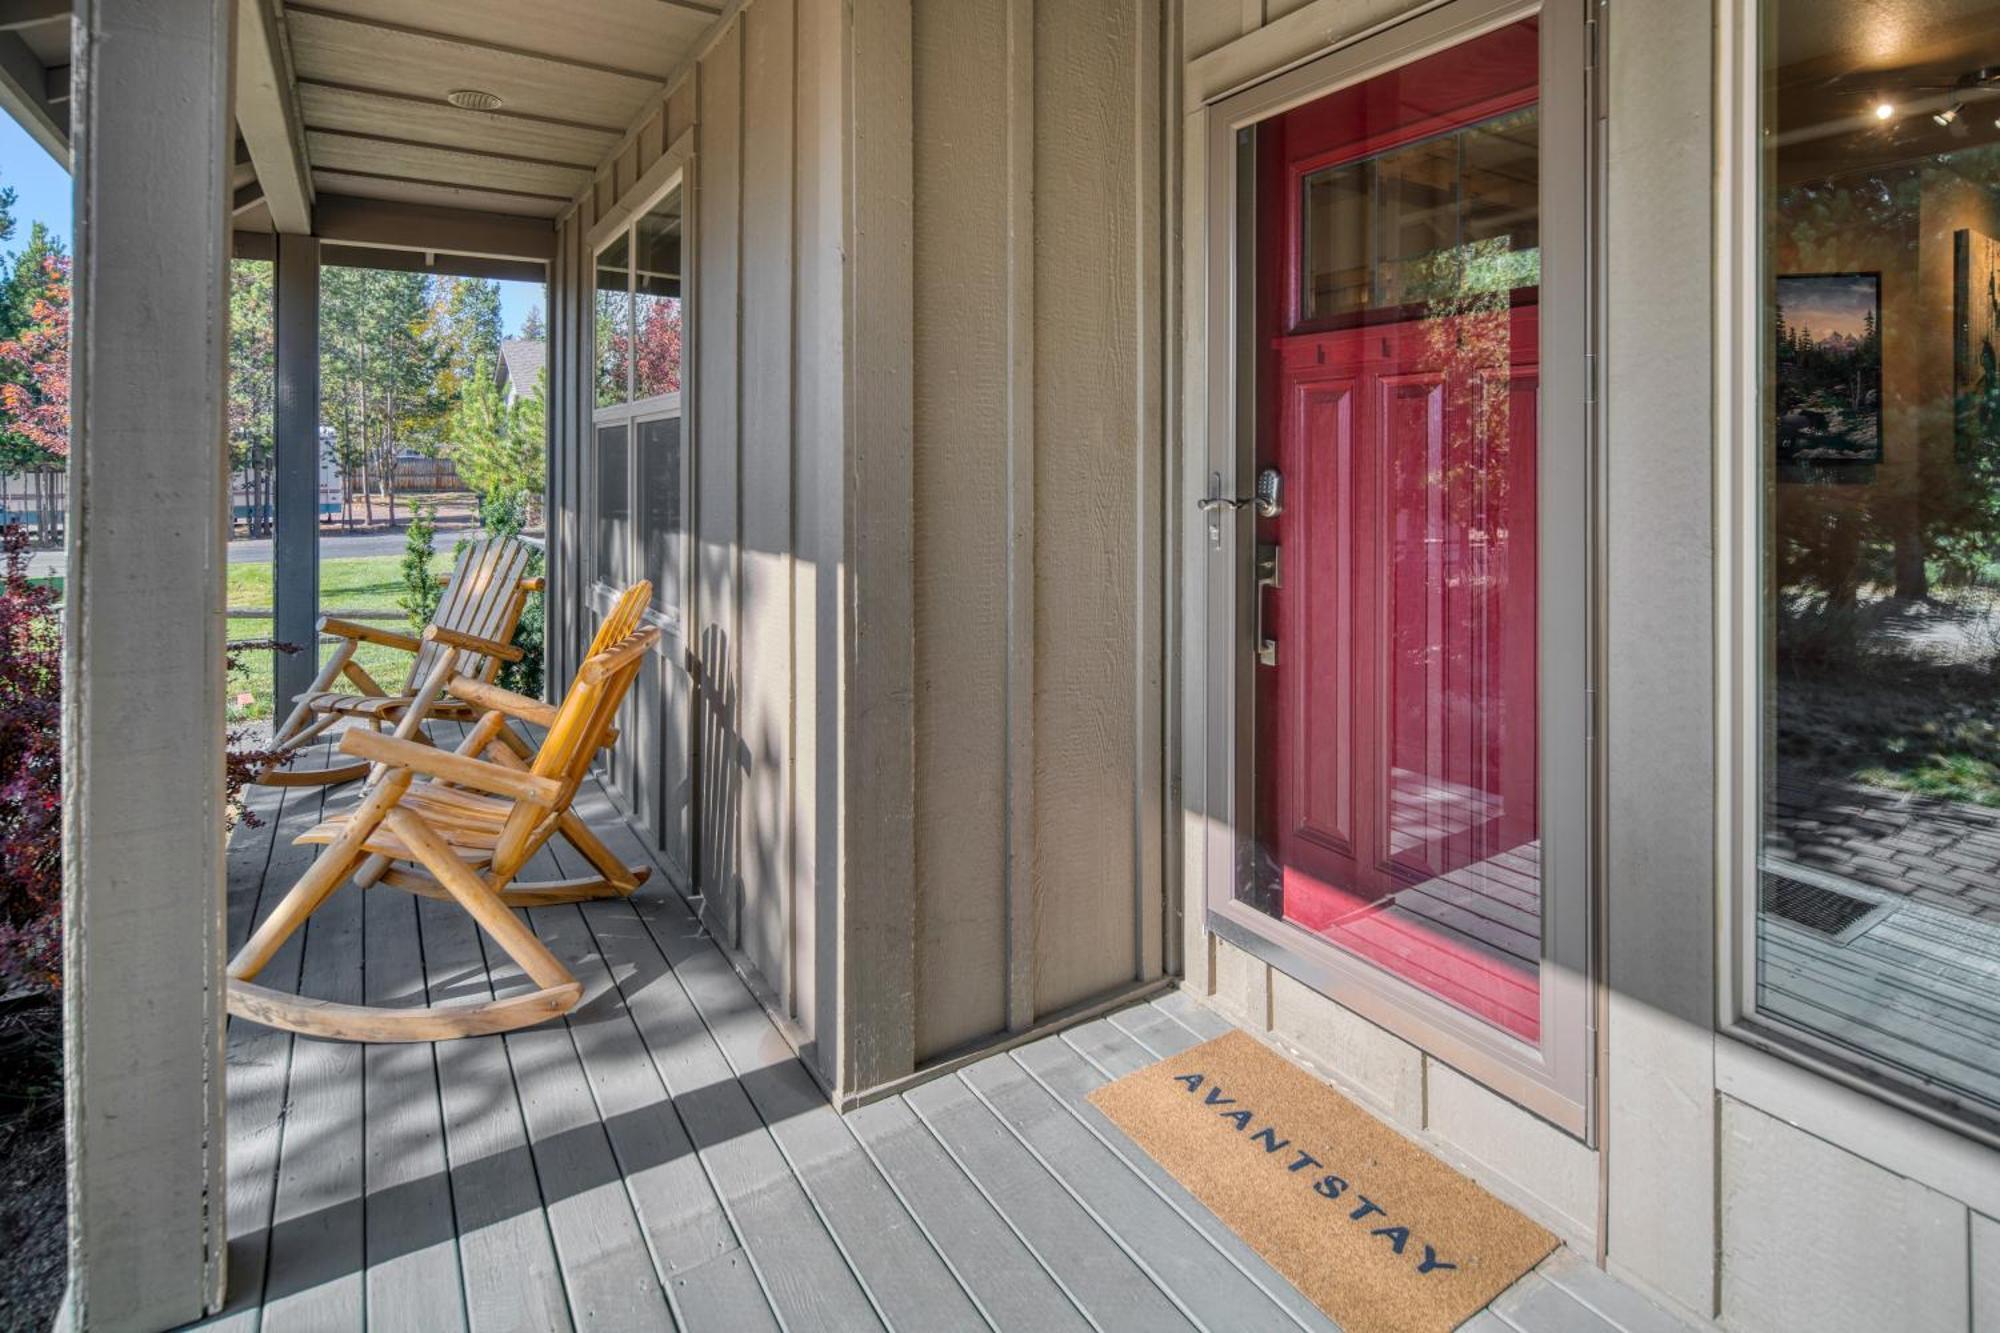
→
(548, 0, 1172, 1098)
(550, 0, 845, 1083)
(908, 0, 1172, 1064)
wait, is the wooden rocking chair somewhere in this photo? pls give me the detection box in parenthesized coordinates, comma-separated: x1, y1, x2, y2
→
(227, 581, 660, 1042)
(258, 535, 538, 788)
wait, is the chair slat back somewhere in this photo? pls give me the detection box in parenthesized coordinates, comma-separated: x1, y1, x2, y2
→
(405, 536, 535, 691)
(489, 582, 655, 881)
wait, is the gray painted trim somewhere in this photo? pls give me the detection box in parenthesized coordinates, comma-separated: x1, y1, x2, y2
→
(272, 233, 320, 710)
(63, 0, 234, 1325)
(840, 0, 917, 1095)
(1600, 0, 1718, 1312)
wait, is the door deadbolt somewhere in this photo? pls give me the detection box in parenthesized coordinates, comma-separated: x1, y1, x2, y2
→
(1198, 467, 1283, 518)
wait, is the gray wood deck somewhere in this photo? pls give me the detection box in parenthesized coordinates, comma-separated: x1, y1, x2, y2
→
(201, 744, 1696, 1333)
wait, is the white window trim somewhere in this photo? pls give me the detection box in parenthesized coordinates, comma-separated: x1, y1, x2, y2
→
(590, 163, 692, 643)
(1713, 0, 2000, 1150)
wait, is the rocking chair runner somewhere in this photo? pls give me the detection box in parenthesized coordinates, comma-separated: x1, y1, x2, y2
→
(258, 535, 538, 788)
(227, 581, 660, 1042)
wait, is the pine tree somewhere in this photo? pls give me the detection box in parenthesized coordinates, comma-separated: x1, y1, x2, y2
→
(432, 276, 504, 401)
(518, 304, 545, 341)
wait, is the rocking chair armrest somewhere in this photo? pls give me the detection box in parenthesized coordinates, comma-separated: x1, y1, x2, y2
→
(339, 728, 562, 804)
(319, 616, 422, 653)
(450, 675, 558, 727)
(519, 576, 546, 593)
(423, 623, 526, 663)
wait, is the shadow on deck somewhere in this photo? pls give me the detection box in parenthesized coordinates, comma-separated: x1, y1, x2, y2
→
(201, 736, 1693, 1333)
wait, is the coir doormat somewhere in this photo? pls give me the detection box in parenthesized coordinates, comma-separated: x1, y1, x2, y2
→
(1088, 1030, 1555, 1333)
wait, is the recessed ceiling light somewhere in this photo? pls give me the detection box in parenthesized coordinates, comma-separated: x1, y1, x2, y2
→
(446, 88, 504, 112)
(1873, 99, 1897, 120)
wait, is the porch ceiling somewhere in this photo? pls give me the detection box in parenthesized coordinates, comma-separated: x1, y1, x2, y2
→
(236, 0, 721, 231)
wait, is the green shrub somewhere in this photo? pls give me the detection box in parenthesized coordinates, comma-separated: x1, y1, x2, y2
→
(398, 501, 441, 632)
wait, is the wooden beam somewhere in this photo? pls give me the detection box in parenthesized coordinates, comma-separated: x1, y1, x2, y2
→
(319, 241, 546, 284)
(0, 30, 66, 164)
(273, 234, 320, 711)
(236, 0, 313, 232)
(313, 191, 558, 261)
(0, 0, 67, 30)
(232, 179, 264, 215)
(65, 0, 233, 1325)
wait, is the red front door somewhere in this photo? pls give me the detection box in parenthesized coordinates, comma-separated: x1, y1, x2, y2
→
(1250, 20, 1544, 1040)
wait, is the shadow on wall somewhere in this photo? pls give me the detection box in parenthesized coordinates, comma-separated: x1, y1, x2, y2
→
(693, 622, 747, 947)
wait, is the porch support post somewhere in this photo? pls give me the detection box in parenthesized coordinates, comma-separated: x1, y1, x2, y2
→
(63, 0, 234, 1327)
(273, 232, 320, 708)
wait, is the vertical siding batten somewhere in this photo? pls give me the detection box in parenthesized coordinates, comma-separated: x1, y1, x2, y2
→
(912, 0, 1014, 1060)
(694, 17, 745, 947)
(842, 0, 920, 1092)
(1003, 0, 1039, 1036)
(739, 0, 798, 1012)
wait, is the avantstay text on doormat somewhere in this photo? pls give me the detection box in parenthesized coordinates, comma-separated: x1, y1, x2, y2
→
(1088, 1030, 1555, 1333)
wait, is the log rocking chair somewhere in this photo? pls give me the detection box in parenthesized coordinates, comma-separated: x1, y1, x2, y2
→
(257, 535, 539, 788)
(227, 581, 660, 1042)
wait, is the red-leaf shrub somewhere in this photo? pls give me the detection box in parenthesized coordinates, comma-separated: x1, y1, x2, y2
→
(0, 523, 293, 996)
(0, 524, 60, 994)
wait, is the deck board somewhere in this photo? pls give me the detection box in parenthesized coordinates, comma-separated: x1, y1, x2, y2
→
(261, 790, 367, 1332)
(361, 879, 467, 1331)
(210, 740, 1693, 1333)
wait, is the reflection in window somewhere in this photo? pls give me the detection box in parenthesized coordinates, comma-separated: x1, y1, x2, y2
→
(1759, 0, 2000, 1122)
(595, 232, 630, 409)
(634, 187, 684, 401)
(595, 423, 629, 586)
(637, 415, 682, 614)
(1245, 20, 1545, 1041)
(1301, 106, 1539, 326)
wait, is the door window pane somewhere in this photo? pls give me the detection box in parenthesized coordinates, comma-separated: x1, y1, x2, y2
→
(634, 188, 684, 401)
(595, 423, 629, 587)
(1758, 0, 2000, 1119)
(1299, 95, 1539, 326)
(595, 232, 630, 408)
(637, 415, 682, 614)
(1248, 20, 1543, 1040)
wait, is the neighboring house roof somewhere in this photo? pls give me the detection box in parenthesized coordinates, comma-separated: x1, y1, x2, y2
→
(498, 338, 547, 401)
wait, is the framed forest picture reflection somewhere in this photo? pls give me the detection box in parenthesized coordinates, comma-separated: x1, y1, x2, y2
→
(1775, 271, 1883, 467)
(1958, 229, 2000, 464)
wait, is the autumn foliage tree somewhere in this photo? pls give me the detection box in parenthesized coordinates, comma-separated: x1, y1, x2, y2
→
(0, 254, 69, 464)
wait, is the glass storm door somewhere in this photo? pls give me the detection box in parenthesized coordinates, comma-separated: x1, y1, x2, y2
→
(1249, 18, 1545, 1041)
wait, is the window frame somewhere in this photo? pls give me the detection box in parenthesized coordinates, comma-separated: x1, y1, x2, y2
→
(1195, 0, 1599, 1138)
(590, 165, 691, 640)
(1715, 0, 2000, 1148)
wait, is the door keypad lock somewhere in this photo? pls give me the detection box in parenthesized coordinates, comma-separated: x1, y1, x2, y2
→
(1198, 467, 1284, 518)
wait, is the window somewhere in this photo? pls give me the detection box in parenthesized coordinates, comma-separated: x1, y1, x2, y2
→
(596, 233, 629, 409)
(636, 416, 682, 615)
(595, 423, 629, 587)
(592, 180, 686, 621)
(1747, 0, 2000, 1127)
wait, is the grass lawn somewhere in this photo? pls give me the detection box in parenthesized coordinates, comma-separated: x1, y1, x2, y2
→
(228, 553, 449, 723)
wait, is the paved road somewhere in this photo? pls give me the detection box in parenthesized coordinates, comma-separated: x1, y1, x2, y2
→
(24, 524, 470, 578)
